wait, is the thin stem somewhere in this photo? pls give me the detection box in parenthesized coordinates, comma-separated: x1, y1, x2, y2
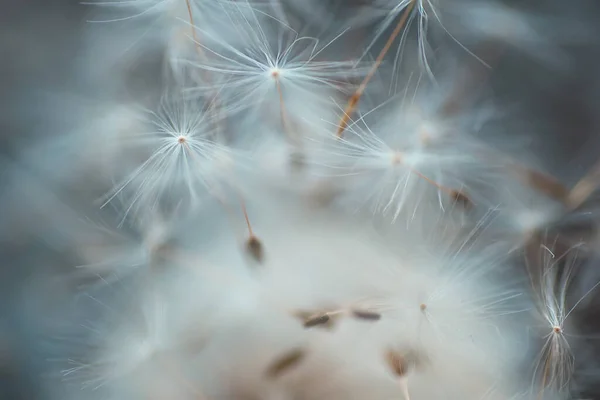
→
(181, 140, 253, 238)
(183, 0, 225, 136)
(274, 74, 306, 168)
(180, 139, 255, 238)
(336, 0, 416, 138)
(409, 167, 459, 198)
(394, 155, 473, 206)
(240, 194, 254, 237)
(185, 0, 204, 58)
(400, 379, 411, 400)
(273, 74, 293, 140)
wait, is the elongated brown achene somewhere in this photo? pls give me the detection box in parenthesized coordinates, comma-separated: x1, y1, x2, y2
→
(336, 0, 416, 138)
(351, 309, 382, 321)
(512, 164, 569, 203)
(303, 313, 331, 328)
(265, 348, 307, 379)
(566, 158, 600, 210)
(246, 235, 264, 263)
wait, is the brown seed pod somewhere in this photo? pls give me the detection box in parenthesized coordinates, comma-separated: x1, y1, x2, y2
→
(351, 309, 382, 321)
(245, 235, 264, 264)
(265, 348, 307, 379)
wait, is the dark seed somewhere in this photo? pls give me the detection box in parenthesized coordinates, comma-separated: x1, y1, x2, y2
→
(303, 314, 330, 328)
(246, 236, 264, 263)
(352, 309, 381, 321)
(265, 348, 306, 379)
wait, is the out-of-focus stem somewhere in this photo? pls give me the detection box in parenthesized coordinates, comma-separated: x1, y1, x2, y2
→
(566, 159, 600, 210)
(184, 0, 225, 135)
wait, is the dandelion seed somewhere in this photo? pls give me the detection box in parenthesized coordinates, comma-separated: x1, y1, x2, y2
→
(237, 193, 264, 265)
(182, 2, 365, 125)
(294, 309, 342, 330)
(526, 240, 600, 396)
(99, 95, 238, 223)
(294, 310, 333, 329)
(351, 309, 382, 321)
(303, 314, 331, 328)
(265, 348, 307, 379)
(320, 107, 486, 220)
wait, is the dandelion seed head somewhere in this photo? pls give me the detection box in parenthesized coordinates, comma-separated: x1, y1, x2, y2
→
(269, 67, 281, 79)
(39, 1, 598, 399)
(552, 326, 563, 334)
